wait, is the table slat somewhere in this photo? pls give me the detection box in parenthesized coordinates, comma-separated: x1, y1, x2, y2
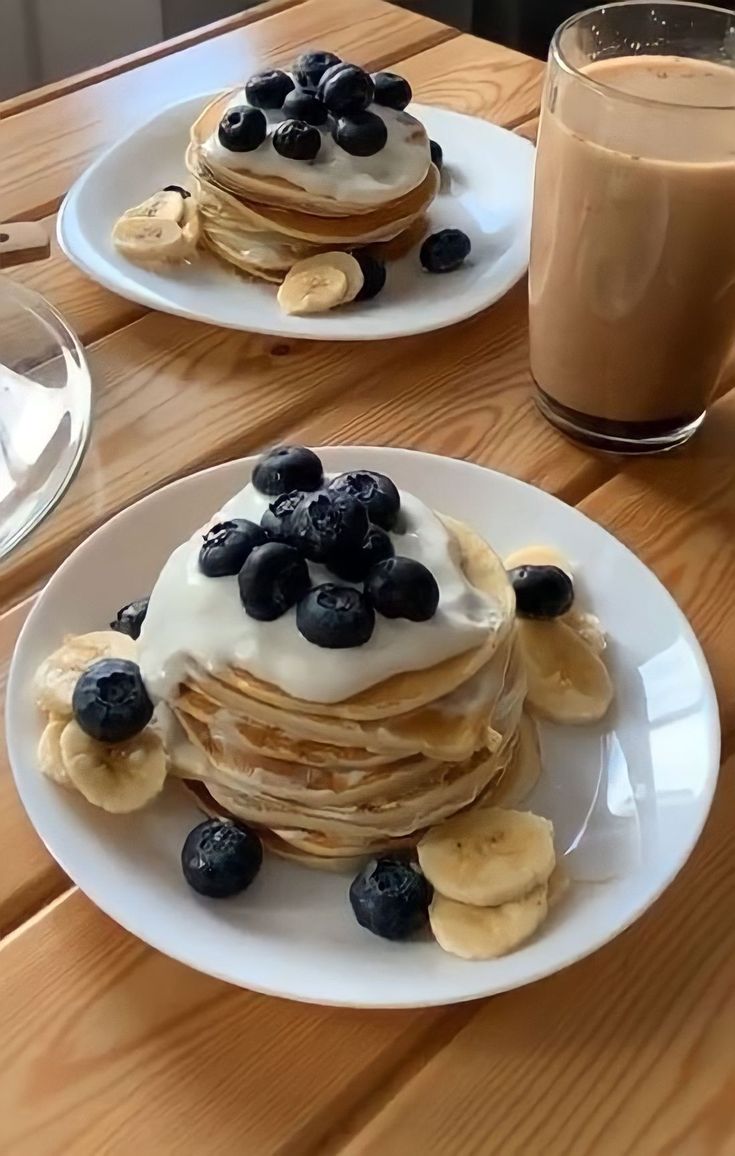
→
(0, 0, 455, 222)
(330, 755, 735, 1156)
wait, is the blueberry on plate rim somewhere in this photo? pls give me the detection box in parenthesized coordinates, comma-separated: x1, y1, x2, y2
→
(420, 228, 471, 274)
(429, 139, 443, 171)
(371, 71, 412, 111)
(351, 251, 387, 302)
(272, 119, 322, 162)
(252, 444, 324, 496)
(297, 584, 375, 648)
(244, 69, 294, 109)
(328, 470, 400, 530)
(72, 658, 154, 743)
(181, 818, 263, 898)
(110, 597, 149, 640)
(366, 556, 440, 622)
(317, 63, 374, 115)
(293, 50, 342, 92)
(331, 110, 387, 157)
(238, 541, 310, 621)
(198, 518, 269, 577)
(350, 857, 432, 940)
(508, 564, 574, 619)
(162, 184, 191, 198)
(281, 88, 329, 126)
(218, 105, 267, 152)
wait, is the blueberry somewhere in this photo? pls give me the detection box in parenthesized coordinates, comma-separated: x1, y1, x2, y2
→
(318, 63, 374, 115)
(198, 518, 268, 577)
(218, 105, 267, 152)
(429, 139, 443, 171)
(110, 597, 149, 640)
(420, 228, 471, 273)
(366, 556, 439, 621)
(282, 89, 329, 126)
(72, 658, 153, 743)
(162, 184, 191, 198)
(244, 69, 294, 109)
(297, 584, 374, 648)
(352, 251, 386, 302)
(328, 470, 400, 530)
(238, 542, 310, 621)
(331, 111, 387, 157)
(293, 50, 341, 91)
(508, 564, 574, 619)
(327, 525, 394, 582)
(349, 858, 432, 940)
(291, 491, 368, 562)
(181, 819, 263, 898)
(252, 444, 324, 495)
(372, 71, 412, 111)
(272, 119, 322, 161)
(260, 490, 304, 543)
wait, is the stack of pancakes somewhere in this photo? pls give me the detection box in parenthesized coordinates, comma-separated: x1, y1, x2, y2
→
(165, 517, 533, 868)
(185, 90, 440, 282)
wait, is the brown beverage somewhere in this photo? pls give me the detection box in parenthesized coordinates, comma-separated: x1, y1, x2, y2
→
(530, 50, 735, 451)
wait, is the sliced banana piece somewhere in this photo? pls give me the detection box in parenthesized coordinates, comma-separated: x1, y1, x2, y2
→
(518, 618, 613, 724)
(34, 630, 137, 716)
(277, 252, 363, 315)
(418, 806, 555, 907)
(112, 216, 191, 262)
(38, 719, 71, 786)
(123, 189, 187, 224)
(562, 608, 606, 655)
(60, 720, 166, 813)
(504, 544, 573, 577)
(547, 863, 569, 908)
(430, 885, 549, 960)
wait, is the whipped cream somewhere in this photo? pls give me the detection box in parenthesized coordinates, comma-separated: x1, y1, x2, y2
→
(202, 90, 430, 206)
(138, 480, 504, 704)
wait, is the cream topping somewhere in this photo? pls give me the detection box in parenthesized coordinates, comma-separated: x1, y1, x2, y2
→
(201, 89, 430, 206)
(138, 480, 503, 704)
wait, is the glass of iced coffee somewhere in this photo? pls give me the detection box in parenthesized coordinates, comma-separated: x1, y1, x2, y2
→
(529, 2, 735, 453)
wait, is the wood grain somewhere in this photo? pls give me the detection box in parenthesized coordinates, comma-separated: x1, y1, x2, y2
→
(8, 214, 145, 343)
(579, 390, 735, 738)
(0, 0, 455, 222)
(0, 599, 68, 935)
(330, 754, 735, 1156)
(0, 0, 304, 119)
(0, 890, 468, 1155)
(402, 34, 544, 127)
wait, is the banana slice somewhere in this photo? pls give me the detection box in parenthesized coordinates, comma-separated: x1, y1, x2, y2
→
(277, 252, 363, 315)
(429, 885, 549, 960)
(122, 189, 187, 224)
(547, 863, 569, 908)
(518, 618, 613, 723)
(34, 630, 137, 716)
(504, 544, 573, 577)
(181, 195, 201, 247)
(418, 806, 555, 907)
(562, 608, 606, 655)
(38, 719, 71, 786)
(112, 216, 190, 262)
(60, 720, 166, 813)
(492, 714, 541, 808)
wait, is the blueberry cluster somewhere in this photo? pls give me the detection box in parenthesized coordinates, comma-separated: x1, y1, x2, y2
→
(217, 50, 416, 161)
(197, 445, 440, 648)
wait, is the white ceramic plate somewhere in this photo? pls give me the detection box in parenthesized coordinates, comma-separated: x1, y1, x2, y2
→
(57, 97, 534, 340)
(6, 448, 719, 1007)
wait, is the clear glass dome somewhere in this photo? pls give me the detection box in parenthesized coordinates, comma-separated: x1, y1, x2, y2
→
(0, 278, 91, 561)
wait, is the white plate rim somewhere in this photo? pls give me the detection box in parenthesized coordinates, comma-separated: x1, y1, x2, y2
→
(5, 448, 721, 1007)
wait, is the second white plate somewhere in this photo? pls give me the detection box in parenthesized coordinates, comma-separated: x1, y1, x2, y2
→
(57, 98, 534, 340)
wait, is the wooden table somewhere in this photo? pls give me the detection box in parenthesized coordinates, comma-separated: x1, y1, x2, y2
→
(1, 4, 733, 1152)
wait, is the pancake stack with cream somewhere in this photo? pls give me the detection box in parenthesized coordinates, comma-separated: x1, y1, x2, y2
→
(183, 53, 439, 298)
(135, 446, 534, 866)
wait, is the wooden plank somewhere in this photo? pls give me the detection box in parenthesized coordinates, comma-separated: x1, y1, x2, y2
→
(402, 34, 545, 128)
(329, 754, 735, 1156)
(579, 390, 735, 737)
(0, 889, 468, 1155)
(0, 0, 304, 119)
(0, 599, 68, 935)
(8, 214, 145, 343)
(0, 0, 455, 222)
